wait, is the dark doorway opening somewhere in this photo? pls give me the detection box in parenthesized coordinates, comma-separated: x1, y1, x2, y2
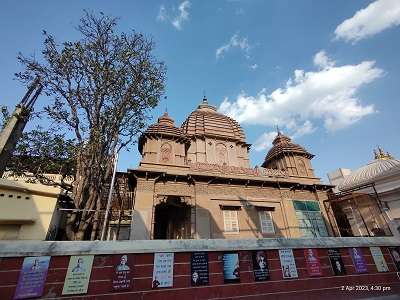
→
(153, 196, 191, 239)
(331, 202, 353, 237)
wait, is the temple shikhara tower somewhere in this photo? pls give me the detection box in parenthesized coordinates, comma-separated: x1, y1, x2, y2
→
(129, 98, 333, 240)
(262, 130, 316, 179)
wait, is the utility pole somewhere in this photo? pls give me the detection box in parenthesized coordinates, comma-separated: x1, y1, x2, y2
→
(100, 150, 119, 240)
(0, 78, 42, 176)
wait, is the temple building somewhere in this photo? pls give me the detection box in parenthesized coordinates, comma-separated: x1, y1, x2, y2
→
(128, 98, 334, 240)
(327, 148, 399, 238)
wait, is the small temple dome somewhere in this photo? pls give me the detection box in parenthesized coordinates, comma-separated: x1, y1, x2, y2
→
(138, 111, 189, 154)
(181, 98, 247, 144)
(338, 148, 400, 191)
(262, 131, 314, 167)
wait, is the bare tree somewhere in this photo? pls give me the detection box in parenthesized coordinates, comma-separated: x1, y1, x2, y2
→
(15, 11, 166, 240)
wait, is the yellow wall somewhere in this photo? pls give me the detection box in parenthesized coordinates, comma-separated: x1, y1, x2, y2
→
(0, 178, 60, 240)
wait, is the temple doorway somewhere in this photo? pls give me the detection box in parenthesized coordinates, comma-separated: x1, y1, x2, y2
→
(153, 196, 191, 239)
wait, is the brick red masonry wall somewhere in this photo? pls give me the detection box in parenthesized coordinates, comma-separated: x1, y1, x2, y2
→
(1, 247, 400, 300)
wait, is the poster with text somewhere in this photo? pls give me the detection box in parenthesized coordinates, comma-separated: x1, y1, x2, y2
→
(279, 249, 298, 279)
(14, 256, 51, 299)
(389, 247, 400, 271)
(62, 255, 94, 295)
(349, 247, 368, 273)
(370, 247, 389, 272)
(152, 253, 174, 288)
(222, 252, 240, 283)
(304, 248, 322, 276)
(328, 249, 346, 276)
(191, 252, 209, 286)
(252, 250, 269, 281)
(112, 254, 133, 290)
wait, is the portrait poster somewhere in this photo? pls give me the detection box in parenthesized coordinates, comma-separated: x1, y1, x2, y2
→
(62, 255, 94, 295)
(328, 249, 346, 276)
(304, 248, 322, 276)
(14, 256, 51, 299)
(369, 247, 389, 272)
(279, 249, 298, 279)
(112, 254, 133, 290)
(222, 252, 240, 283)
(190, 252, 209, 286)
(252, 250, 269, 281)
(389, 247, 400, 271)
(349, 247, 368, 273)
(152, 252, 174, 288)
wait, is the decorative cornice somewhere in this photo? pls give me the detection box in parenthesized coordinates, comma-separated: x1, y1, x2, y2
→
(189, 162, 288, 178)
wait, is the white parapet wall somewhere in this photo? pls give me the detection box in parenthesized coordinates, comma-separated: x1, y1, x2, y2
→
(0, 237, 399, 257)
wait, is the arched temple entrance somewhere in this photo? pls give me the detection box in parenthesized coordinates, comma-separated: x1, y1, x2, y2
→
(153, 196, 192, 239)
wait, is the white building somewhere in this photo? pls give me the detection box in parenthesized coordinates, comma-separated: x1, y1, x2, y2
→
(327, 148, 400, 237)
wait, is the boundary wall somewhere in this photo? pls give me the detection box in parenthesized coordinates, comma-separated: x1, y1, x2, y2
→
(1, 237, 400, 299)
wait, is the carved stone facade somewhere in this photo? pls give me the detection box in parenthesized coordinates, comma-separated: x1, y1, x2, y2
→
(262, 131, 317, 179)
(182, 99, 250, 168)
(138, 112, 190, 168)
(129, 98, 333, 240)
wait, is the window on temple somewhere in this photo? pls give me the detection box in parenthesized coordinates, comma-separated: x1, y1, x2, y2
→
(160, 142, 172, 163)
(216, 143, 228, 165)
(222, 209, 239, 233)
(258, 211, 275, 234)
(297, 158, 307, 176)
(293, 200, 328, 237)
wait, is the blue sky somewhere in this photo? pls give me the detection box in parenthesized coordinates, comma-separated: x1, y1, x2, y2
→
(1, 0, 400, 182)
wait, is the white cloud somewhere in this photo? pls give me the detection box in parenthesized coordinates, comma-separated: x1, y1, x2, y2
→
(216, 33, 251, 60)
(290, 120, 316, 139)
(157, 5, 167, 21)
(253, 131, 277, 152)
(253, 120, 316, 151)
(172, 1, 191, 30)
(313, 50, 335, 69)
(249, 63, 258, 70)
(253, 122, 316, 152)
(219, 51, 383, 151)
(157, 1, 191, 30)
(335, 0, 400, 43)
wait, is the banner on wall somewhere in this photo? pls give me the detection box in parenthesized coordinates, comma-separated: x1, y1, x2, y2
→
(190, 252, 209, 286)
(222, 252, 240, 283)
(112, 254, 133, 290)
(349, 247, 368, 273)
(152, 253, 174, 288)
(389, 247, 400, 271)
(14, 256, 51, 299)
(279, 249, 298, 279)
(62, 255, 94, 295)
(252, 250, 269, 281)
(328, 249, 346, 276)
(304, 248, 322, 276)
(370, 247, 389, 272)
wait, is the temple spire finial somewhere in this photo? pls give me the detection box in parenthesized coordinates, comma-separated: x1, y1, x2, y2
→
(276, 125, 281, 135)
(378, 146, 385, 157)
(374, 146, 394, 160)
(202, 90, 208, 103)
(374, 148, 379, 159)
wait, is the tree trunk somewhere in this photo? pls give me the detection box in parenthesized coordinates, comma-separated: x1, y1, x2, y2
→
(65, 148, 114, 241)
(74, 230, 85, 241)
